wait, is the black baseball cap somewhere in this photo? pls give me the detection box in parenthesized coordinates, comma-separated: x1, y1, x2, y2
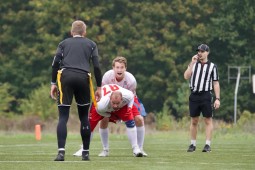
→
(196, 44, 210, 52)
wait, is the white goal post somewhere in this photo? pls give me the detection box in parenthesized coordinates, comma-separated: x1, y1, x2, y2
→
(228, 66, 251, 124)
(253, 74, 255, 94)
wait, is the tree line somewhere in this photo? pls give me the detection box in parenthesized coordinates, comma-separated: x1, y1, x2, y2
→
(0, 0, 255, 122)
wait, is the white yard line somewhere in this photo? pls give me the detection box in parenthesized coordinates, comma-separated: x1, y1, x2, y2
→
(0, 160, 249, 166)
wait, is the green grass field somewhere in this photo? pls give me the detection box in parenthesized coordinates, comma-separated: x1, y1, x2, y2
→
(0, 130, 254, 170)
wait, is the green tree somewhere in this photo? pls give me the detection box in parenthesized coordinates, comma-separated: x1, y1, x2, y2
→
(0, 83, 16, 117)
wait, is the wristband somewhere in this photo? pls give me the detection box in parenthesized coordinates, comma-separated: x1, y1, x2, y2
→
(215, 98, 220, 101)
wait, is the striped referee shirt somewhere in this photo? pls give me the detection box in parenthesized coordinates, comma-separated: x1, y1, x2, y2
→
(189, 61, 219, 92)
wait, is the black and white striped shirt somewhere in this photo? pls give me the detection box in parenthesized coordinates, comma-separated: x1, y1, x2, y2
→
(189, 61, 219, 92)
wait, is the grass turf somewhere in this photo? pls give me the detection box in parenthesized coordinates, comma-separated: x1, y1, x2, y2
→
(0, 130, 254, 170)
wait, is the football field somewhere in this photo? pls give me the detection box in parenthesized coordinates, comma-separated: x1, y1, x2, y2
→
(0, 130, 254, 170)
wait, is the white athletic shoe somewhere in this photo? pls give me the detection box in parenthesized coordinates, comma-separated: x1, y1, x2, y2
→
(98, 150, 109, 157)
(73, 145, 83, 157)
(133, 146, 143, 157)
(141, 149, 148, 157)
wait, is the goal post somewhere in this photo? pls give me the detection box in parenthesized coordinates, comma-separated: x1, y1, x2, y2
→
(253, 74, 255, 94)
(228, 66, 251, 124)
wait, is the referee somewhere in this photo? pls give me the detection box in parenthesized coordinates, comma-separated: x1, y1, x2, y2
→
(184, 44, 220, 152)
(50, 20, 102, 161)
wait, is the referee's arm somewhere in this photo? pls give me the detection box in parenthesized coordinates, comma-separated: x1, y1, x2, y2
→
(213, 81, 220, 109)
(184, 64, 193, 80)
(213, 81, 220, 99)
(184, 55, 198, 80)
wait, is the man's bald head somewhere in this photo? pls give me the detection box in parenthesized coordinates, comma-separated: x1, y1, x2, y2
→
(110, 91, 122, 110)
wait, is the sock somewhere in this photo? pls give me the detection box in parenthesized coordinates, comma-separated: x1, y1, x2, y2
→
(58, 148, 65, 151)
(126, 126, 138, 149)
(206, 140, 211, 146)
(58, 149, 65, 155)
(99, 128, 109, 150)
(136, 126, 145, 149)
(191, 140, 196, 146)
(90, 132, 94, 141)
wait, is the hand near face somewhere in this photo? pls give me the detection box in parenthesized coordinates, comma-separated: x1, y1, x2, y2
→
(192, 55, 198, 63)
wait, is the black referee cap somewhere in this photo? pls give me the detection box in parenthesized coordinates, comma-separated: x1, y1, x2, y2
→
(196, 44, 210, 52)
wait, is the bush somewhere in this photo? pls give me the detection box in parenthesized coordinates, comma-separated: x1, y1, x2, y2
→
(19, 84, 57, 120)
(156, 103, 176, 130)
(236, 110, 255, 133)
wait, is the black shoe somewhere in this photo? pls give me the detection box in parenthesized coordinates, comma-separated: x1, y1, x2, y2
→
(54, 150, 65, 161)
(187, 144, 196, 152)
(82, 151, 90, 161)
(202, 144, 211, 152)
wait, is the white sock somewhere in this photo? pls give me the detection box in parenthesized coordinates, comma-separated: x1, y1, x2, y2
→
(99, 128, 109, 150)
(58, 148, 65, 151)
(206, 140, 211, 146)
(191, 140, 196, 146)
(90, 132, 94, 141)
(126, 126, 138, 149)
(136, 126, 145, 149)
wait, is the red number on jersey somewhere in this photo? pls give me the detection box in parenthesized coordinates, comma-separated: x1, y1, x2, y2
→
(102, 85, 120, 96)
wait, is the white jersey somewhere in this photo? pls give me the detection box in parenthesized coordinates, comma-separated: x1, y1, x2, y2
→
(102, 70, 137, 94)
(96, 84, 134, 117)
